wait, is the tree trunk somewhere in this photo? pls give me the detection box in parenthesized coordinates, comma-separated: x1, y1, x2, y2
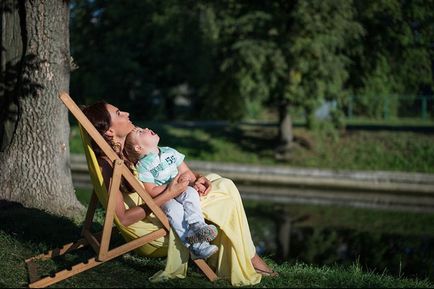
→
(0, 0, 84, 219)
(275, 99, 294, 160)
(278, 99, 293, 146)
(305, 106, 316, 130)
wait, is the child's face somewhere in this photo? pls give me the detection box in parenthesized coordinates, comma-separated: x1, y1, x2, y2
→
(131, 127, 160, 155)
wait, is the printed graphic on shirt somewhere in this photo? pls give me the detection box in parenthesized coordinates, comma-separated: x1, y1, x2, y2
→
(136, 146, 185, 186)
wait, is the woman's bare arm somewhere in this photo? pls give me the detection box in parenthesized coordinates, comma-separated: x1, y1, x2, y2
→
(98, 158, 188, 226)
(99, 158, 147, 227)
(178, 161, 212, 196)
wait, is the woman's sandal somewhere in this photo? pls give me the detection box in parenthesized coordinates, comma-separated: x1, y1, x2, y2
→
(255, 267, 279, 277)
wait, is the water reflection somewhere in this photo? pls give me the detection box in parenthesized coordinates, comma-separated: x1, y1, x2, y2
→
(246, 205, 434, 281)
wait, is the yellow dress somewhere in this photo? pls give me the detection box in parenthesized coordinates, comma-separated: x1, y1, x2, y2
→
(119, 174, 262, 286)
(80, 125, 260, 285)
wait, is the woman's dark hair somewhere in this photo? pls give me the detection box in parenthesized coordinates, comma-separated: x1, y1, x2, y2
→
(81, 101, 134, 170)
(81, 101, 112, 158)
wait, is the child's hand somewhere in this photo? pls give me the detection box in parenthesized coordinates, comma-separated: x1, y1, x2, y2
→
(178, 172, 191, 184)
(169, 174, 188, 196)
(194, 183, 207, 196)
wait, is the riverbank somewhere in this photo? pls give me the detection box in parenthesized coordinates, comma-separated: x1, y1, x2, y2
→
(71, 153, 434, 213)
(69, 122, 434, 173)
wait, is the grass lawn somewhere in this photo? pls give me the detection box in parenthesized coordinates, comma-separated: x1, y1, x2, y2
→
(69, 120, 434, 173)
(0, 198, 433, 288)
(343, 117, 434, 127)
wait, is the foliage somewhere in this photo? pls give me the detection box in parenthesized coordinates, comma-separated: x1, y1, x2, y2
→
(70, 0, 206, 120)
(286, 0, 363, 128)
(349, 0, 434, 118)
(70, 0, 434, 124)
(195, 1, 289, 120)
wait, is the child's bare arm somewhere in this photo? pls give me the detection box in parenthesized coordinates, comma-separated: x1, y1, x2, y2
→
(143, 182, 168, 198)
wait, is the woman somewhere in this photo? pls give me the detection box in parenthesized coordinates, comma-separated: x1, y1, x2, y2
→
(82, 101, 277, 286)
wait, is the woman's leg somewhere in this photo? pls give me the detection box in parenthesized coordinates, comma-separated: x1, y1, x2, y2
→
(201, 174, 276, 284)
(204, 174, 277, 277)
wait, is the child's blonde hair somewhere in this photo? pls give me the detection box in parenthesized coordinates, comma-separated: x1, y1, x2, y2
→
(123, 130, 142, 164)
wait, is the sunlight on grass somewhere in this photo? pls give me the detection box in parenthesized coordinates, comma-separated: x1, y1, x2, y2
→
(69, 122, 434, 173)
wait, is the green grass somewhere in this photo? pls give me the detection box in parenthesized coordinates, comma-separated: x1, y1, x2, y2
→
(0, 202, 432, 288)
(69, 121, 434, 173)
(343, 117, 434, 127)
(75, 188, 92, 206)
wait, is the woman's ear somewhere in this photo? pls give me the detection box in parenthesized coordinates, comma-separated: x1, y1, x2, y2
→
(105, 128, 115, 137)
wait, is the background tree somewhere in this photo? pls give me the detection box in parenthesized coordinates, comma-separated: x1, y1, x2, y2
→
(197, 0, 363, 153)
(349, 0, 434, 118)
(286, 0, 363, 130)
(0, 0, 84, 218)
(68, 0, 433, 146)
(70, 0, 206, 120)
(196, 1, 287, 122)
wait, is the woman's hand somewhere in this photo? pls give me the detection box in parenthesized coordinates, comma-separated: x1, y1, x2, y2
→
(194, 175, 212, 196)
(167, 174, 189, 198)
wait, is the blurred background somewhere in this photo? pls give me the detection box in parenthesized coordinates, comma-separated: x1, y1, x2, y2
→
(68, 0, 434, 283)
(69, 0, 433, 124)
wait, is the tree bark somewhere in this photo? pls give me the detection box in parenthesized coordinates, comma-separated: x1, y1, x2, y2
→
(275, 99, 294, 160)
(278, 99, 293, 146)
(305, 106, 316, 130)
(0, 0, 84, 219)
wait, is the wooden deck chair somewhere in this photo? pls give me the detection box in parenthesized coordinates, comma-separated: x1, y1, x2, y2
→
(25, 92, 217, 288)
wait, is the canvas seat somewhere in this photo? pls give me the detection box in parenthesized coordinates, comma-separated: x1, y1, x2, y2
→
(25, 92, 217, 288)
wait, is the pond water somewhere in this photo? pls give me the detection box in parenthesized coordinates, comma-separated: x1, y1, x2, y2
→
(247, 206, 434, 281)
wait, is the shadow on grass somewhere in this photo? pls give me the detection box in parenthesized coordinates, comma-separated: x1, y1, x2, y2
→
(0, 200, 82, 249)
(0, 200, 161, 286)
(230, 125, 277, 158)
(139, 120, 434, 165)
(145, 121, 278, 160)
(137, 122, 217, 159)
(0, 200, 231, 287)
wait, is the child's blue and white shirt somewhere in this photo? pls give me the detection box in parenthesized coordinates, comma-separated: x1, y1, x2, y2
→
(136, 146, 185, 185)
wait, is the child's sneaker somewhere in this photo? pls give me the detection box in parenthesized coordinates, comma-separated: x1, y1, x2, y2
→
(186, 222, 218, 244)
(190, 241, 218, 260)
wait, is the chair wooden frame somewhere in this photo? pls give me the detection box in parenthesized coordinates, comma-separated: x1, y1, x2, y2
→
(25, 92, 217, 288)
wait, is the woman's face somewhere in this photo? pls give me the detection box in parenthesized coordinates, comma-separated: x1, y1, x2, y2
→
(105, 103, 135, 139)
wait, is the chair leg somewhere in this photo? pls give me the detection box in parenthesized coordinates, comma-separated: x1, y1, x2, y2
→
(25, 237, 100, 288)
(81, 191, 99, 236)
(25, 228, 168, 288)
(193, 259, 218, 281)
(27, 255, 102, 288)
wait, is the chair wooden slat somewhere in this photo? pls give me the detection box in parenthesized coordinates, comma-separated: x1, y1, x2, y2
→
(25, 92, 218, 288)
